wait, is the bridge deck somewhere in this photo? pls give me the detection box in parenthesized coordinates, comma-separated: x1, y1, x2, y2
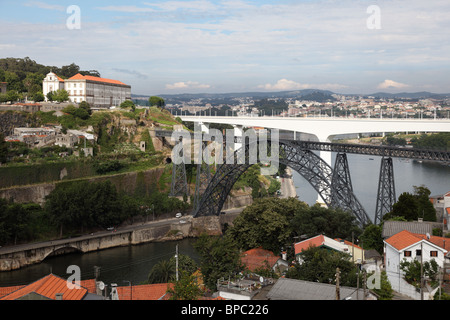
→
(155, 130, 450, 162)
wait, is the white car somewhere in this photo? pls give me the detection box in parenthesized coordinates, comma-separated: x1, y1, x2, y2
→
(175, 213, 182, 218)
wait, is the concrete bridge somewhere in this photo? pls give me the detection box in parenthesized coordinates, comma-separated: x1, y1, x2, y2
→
(179, 116, 450, 143)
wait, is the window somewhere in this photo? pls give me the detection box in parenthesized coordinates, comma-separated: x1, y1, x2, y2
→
(430, 251, 438, 257)
(404, 251, 411, 257)
(416, 249, 422, 256)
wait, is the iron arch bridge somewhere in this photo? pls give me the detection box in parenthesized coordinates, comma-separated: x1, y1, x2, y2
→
(191, 139, 372, 226)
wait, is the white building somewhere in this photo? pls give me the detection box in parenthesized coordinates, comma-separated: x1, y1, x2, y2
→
(384, 230, 448, 300)
(43, 72, 131, 108)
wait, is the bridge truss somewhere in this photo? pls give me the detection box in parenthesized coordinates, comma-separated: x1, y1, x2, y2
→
(192, 139, 372, 226)
(162, 129, 450, 226)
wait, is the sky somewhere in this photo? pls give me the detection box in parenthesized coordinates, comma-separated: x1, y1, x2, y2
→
(1, 0, 450, 95)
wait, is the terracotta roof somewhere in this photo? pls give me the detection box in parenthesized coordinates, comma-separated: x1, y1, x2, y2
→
(295, 235, 326, 254)
(116, 283, 173, 300)
(241, 248, 280, 271)
(294, 234, 348, 255)
(0, 285, 25, 298)
(68, 73, 128, 86)
(0, 274, 88, 300)
(385, 230, 449, 252)
(241, 247, 281, 271)
(384, 230, 424, 251)
(335, 238, 363, 250)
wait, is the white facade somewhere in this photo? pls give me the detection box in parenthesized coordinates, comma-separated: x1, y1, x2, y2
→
(384, 233, 447, 300)
(42, 72, 65, 98)
(42, 72, 131, 108)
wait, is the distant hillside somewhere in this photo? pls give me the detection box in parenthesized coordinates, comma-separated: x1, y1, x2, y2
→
(368, 91, 450, 99)
(132, 89, 337, 105)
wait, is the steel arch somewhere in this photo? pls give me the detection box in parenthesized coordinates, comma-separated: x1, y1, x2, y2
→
(192, 139, 371, 226)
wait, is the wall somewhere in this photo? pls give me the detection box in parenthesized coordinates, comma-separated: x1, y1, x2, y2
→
(0, 167, 165, 205)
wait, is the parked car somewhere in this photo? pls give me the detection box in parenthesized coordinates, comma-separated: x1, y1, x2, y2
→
(176, 213, 182, 218)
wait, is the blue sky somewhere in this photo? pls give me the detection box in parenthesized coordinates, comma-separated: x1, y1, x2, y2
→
(1, 0, 450, 95)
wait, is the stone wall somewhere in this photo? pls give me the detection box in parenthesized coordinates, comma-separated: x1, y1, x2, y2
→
(0, 111, 30, 136)
(0, 167, 165, 205)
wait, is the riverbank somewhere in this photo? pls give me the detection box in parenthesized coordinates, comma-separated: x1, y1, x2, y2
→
(0, 208, 243, 272)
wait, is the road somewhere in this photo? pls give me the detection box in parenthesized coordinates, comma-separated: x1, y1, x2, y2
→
(279, 167, 298, 199)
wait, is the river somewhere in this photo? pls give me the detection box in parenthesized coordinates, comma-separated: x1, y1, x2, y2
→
(1, 155, 449, 289)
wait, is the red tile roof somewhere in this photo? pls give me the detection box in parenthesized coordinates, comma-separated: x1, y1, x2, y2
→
(385, 230, 450, 252)
(295, 235, 326, 254)
(241, 247, 281, 271)
(0, 274, 88, 300)
(68, 73, 128, 86)
(384, 230, 424, 251)
(116, 283, 173, 300)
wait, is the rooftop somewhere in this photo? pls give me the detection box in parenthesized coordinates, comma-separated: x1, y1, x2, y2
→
(0, 274, 90, 300)
(68, 73, 129, 86)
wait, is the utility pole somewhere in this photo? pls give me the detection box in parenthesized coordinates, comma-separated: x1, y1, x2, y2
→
(420, 241, 424, 300)
(175, 244, 179, 281)
(335, 268, 341, 300)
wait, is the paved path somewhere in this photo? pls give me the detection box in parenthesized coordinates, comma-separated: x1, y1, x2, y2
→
(280, 167, 298, 199)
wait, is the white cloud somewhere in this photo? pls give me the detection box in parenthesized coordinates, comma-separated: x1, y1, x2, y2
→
(143, 0, 217, 12)
(377, 80, 409, 90)
(259, 79, 309, 91)
(166, 81, 211, 90)
(24, 1, 64, 11)
(97, 5, 155, 13)
(259, 79, 348, 91)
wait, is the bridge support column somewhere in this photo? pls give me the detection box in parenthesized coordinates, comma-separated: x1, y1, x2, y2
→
(170, 131, 190, 198)
(375, 157, 396, 225)
(316, 134, 332, 206)
(193, 122, 212, 211)
(233, 125, 243, 151)
(331, 153, 354, 208)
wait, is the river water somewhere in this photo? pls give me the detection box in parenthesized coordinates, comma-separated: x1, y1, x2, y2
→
(1, 155, 449, 288)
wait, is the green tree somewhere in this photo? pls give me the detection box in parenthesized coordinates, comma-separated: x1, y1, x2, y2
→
(371, 271, 394, 300)
(148, 259, 176, 284)
(53, 89, 69, 102)
(0, 133, 8, 163)
(286, 246, 359, 287)
(400, 258, 440, 289)
(119, 100, 135, 111)
(291, 204, 362, 241)
(360, 224, 383, 254)
(79, 101, 92, 115)
(167, 270, 202, 300)
(149, 96, 165, 108)
(226, 197, 306, 253)
(384, 186, 436, 222)
(32, 91, 45, 102)
(23, 72, 44, 96)
(194, 234, 243, 291)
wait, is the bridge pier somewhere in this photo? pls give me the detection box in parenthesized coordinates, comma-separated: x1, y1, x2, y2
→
(375, 157, 396, 225)
(316, 134, 333, 207)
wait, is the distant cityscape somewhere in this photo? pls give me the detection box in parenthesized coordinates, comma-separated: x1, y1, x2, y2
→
(134, 91, 450, 119)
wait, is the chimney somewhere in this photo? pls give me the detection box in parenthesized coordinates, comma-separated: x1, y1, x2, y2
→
(55, 293, 63, 300)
